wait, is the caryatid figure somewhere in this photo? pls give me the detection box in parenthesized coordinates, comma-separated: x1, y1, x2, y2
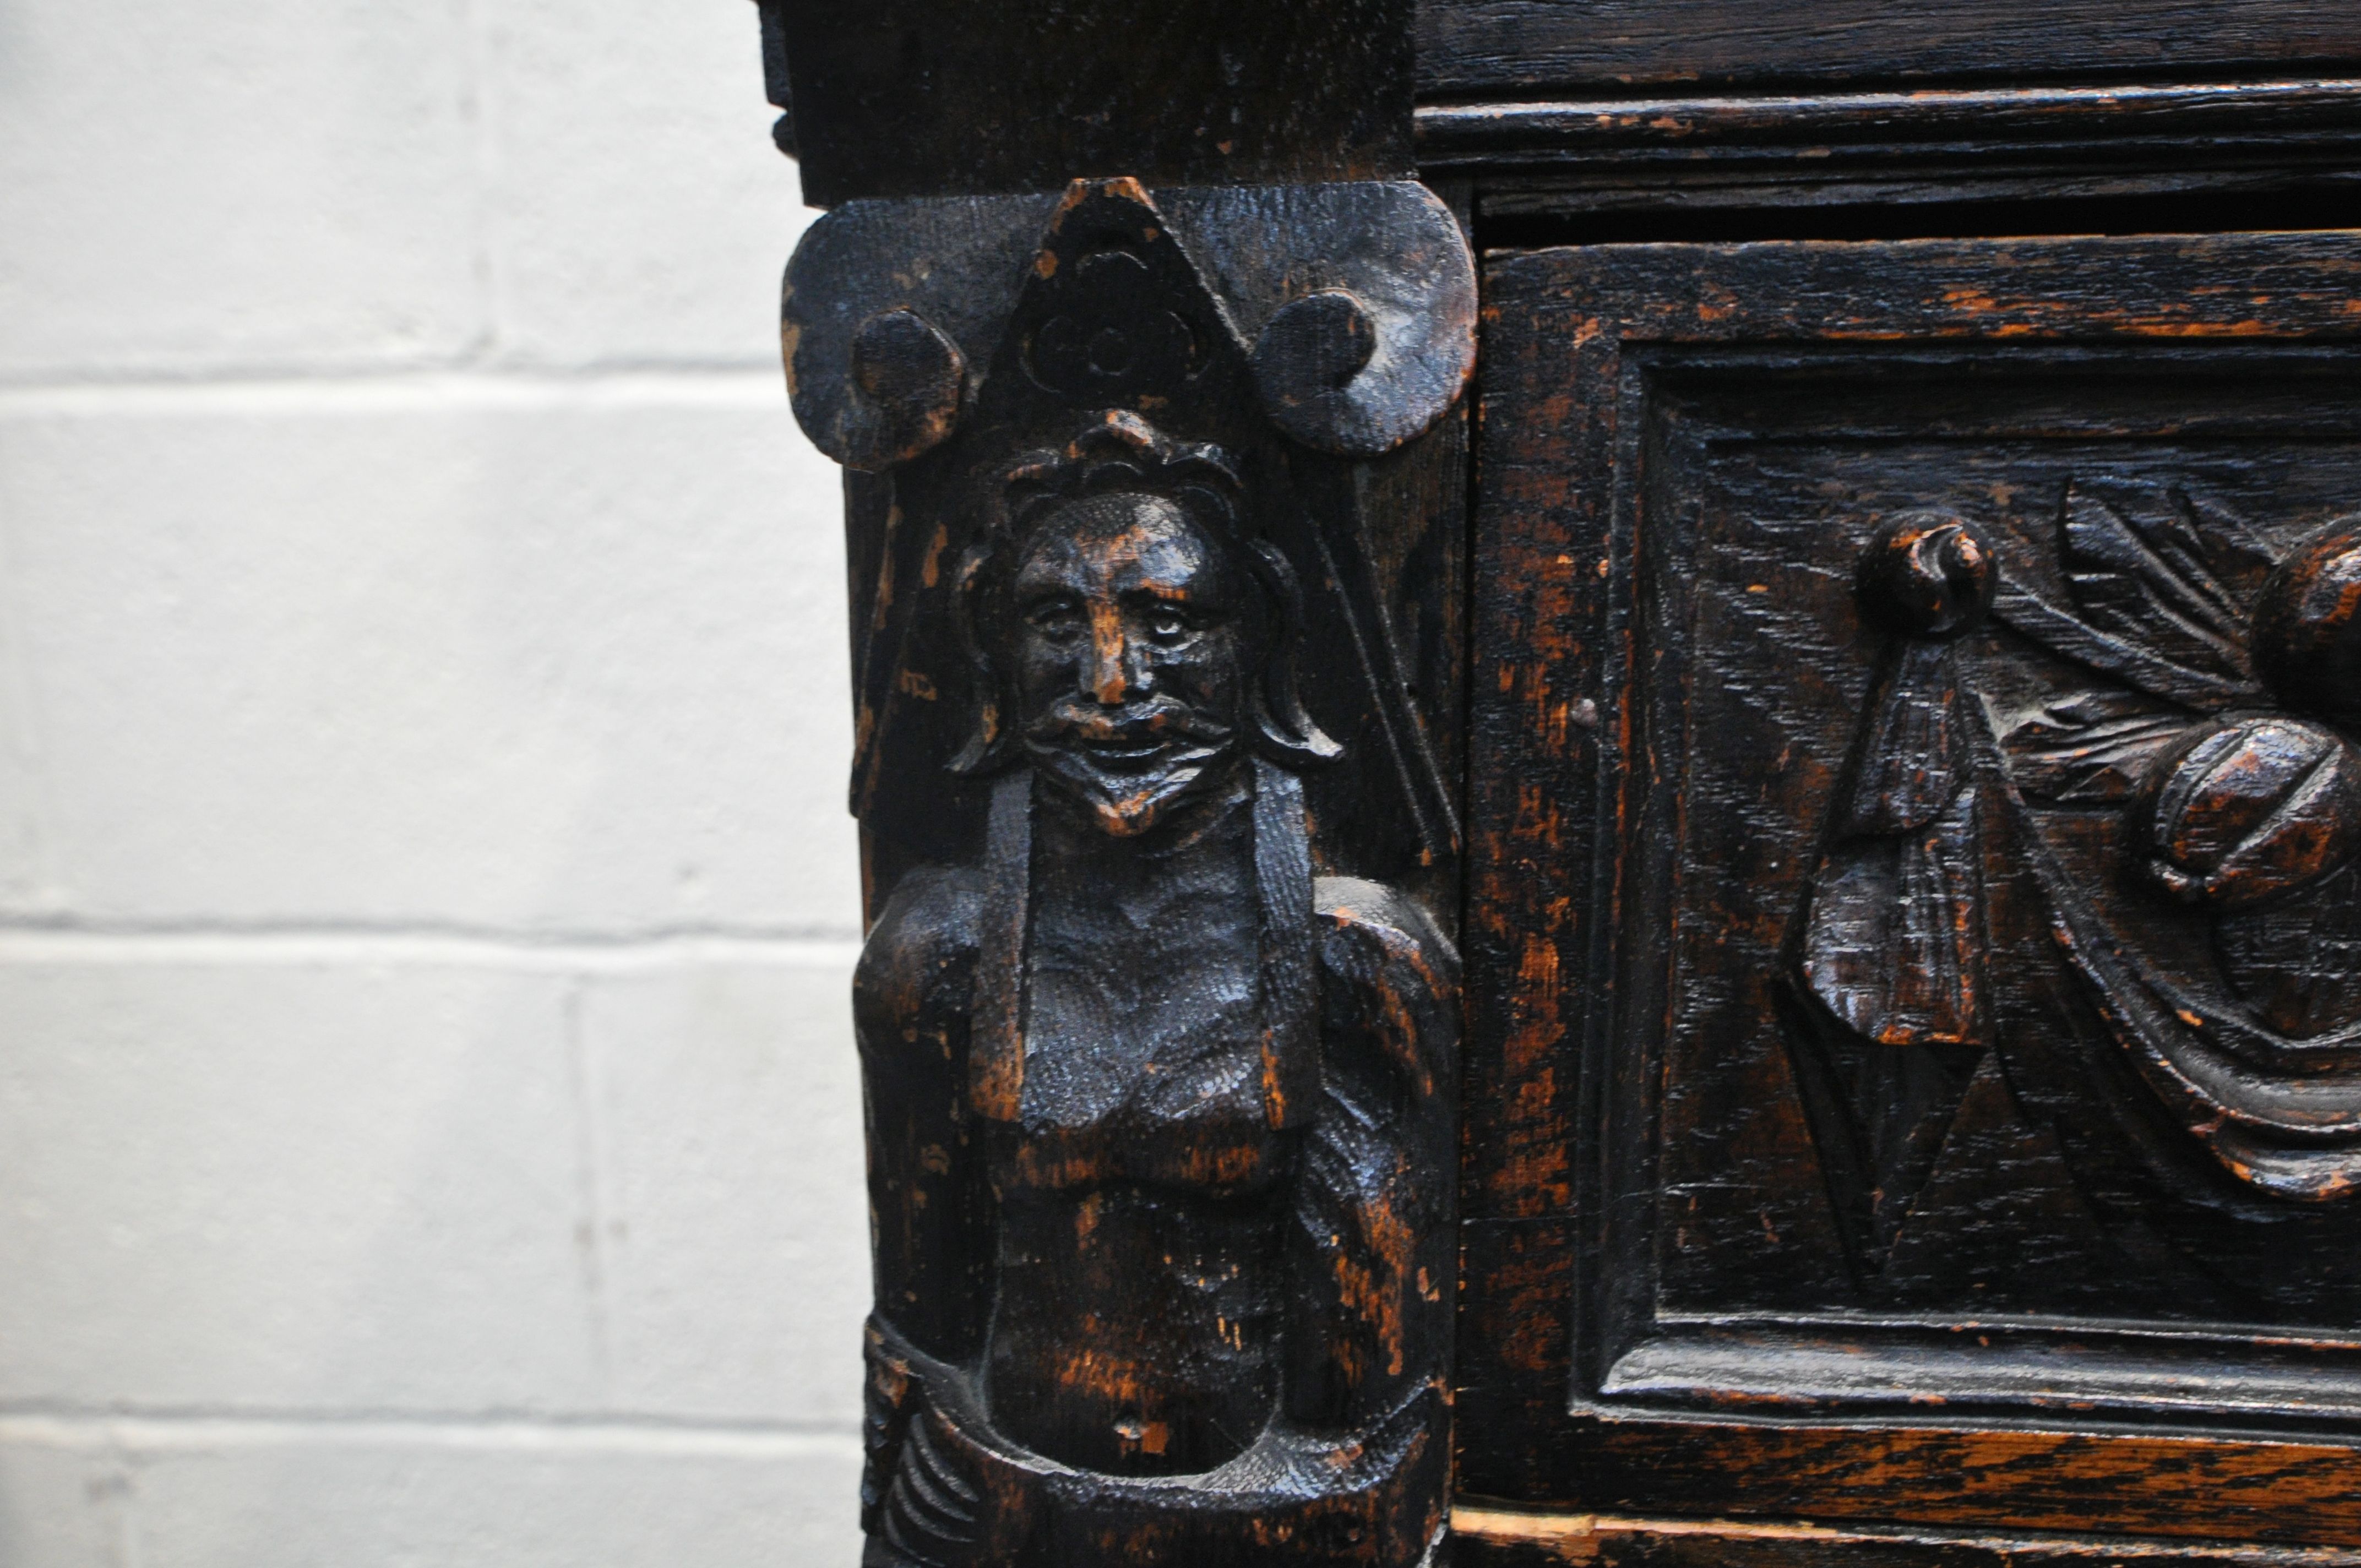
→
(852, 412, 1456, 1566)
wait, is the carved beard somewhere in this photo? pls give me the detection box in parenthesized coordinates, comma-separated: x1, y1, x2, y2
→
(1022, 696, 1239, 837)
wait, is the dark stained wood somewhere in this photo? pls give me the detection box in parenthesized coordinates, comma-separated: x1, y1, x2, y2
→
(759, 0, 1412, 207)
(1418, 80, 2361, 173)
(763, 6, 1473, 1560)
(1461, 1424, 2361, 1547)
(1452, 1510, 2361, 1568)
(1415, 81, 2361, 220)
(755, 4, 2361, 1562)
(834, 194, 1467, 1568)
(1417, 0, 2361, 100)
(1464, 230, 2361, 1543)
(801, 178, 1477, 905)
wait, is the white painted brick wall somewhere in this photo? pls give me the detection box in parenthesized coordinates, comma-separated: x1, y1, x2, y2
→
(0, 0, 868, 1561)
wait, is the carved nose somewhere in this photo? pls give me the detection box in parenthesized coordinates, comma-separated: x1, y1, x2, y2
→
(1086, 608, 1133, 704)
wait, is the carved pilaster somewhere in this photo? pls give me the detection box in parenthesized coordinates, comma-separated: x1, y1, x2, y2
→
(752, 6, 1472, 1562)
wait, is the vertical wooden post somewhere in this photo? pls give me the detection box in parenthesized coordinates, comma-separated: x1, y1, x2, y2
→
(752, 4, 1473, 1562)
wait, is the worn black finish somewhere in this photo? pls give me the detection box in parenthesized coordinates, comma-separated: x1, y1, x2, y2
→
(1416, 0, 2361, 99)
(743, 1, 2361, 1564)
(757, 0, 1413, 208)
(1418, 81, 2361, 228)
(758, 4, 1470, 1562)
(830, 194, 1465, 1565)
(804, 178, 1474, 921)
(1465, 232, 2361, 1544)
(784, 182, 1475, 473)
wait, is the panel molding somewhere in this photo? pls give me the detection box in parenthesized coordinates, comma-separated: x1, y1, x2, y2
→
(1415, 80, 2361, 215)
(1450, 1507, 2361, 1567)
(1416, 0, 2361, 100)
(1462, 230, 2361, 1539)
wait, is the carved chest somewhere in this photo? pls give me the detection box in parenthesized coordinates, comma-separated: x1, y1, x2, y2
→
(753, 2, 2361, 1562)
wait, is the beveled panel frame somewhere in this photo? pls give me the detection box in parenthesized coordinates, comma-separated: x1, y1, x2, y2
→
(1462, 231, 2361, 1542)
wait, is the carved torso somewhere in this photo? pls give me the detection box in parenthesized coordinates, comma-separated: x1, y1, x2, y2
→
(1010, 780, 1277, 1191)
(851, 754, 1456, 1564)
(986, 778, 1294, 1475)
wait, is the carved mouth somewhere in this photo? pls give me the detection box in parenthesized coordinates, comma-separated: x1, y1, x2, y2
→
(1075, 736, 1171, 767)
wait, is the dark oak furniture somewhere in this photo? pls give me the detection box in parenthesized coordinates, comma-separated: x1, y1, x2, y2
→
(749, 3, 2361, 1562)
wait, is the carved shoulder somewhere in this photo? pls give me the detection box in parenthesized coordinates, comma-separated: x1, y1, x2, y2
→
(1314, 875, 1459, 1102)
(851, 863, 994, 1368)
(1315, 875, 1458, 1003)
(852, 863, 987, 1060)
(1287, 876, 1457, 1433)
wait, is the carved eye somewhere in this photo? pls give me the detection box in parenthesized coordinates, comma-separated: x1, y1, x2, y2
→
(1025, 599, 1084, 639)
(1143, 605, 1193, 644)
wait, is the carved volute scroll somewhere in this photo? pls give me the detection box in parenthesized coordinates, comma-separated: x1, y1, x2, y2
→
(753, 7, 1471, 1564)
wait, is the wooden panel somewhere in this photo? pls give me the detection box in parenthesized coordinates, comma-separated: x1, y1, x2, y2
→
(1463, 231, 2361, 1542)
(1413, 81, 2361, 219)
(770, 0, 1412, 204)
(1417, 0, 2361, 99)
(1452, 1510, 2361, 1567)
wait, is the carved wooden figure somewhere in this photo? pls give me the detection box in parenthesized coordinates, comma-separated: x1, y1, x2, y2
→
(755, 6, 1472, 1560)
(852, 412, 1456, 1565)
(746, 1, 2361, 1564)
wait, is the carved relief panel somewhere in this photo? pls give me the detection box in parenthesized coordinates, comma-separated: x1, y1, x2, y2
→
(1465, 233, 2361, 1543)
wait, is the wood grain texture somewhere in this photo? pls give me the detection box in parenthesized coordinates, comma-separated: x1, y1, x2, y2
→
(1463, 230, 2361, 1541)
(1415, 80, 2361, 219)
(1419, 79, 2361, 166)
(1452, 1509, 2361, 1567)
(1462, 1423, 2361, 1546)
(764, 0, 1412, 205)
(771, 8, 1474, 1551)
(834, 200, 1468, 1564)
(1416, 0, 2361, 99)
(773, 4, 2361, 1558)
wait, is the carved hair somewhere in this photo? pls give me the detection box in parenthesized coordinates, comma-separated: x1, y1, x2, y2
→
(949, 410, 1339, 775)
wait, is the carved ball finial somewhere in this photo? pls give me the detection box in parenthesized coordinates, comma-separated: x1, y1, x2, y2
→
(1857, 511, 1998, 640)
(2139, 714, 2361, 910)
(2253, 518, 2361, 734)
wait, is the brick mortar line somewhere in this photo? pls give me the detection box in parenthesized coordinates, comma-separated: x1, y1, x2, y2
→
(0, 1407, 861, 1455)
(0, 923, 864, 971)
(0, 367, 797, 416)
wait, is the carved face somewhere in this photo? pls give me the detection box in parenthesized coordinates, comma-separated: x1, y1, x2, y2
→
(1009, 491, 1248, 836)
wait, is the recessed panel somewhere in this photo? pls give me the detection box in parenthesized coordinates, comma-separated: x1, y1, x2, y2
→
(1464, 232, 2361, 1529)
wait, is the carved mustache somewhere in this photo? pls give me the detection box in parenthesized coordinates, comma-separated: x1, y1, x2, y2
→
(1024, 695, 1235, 754)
